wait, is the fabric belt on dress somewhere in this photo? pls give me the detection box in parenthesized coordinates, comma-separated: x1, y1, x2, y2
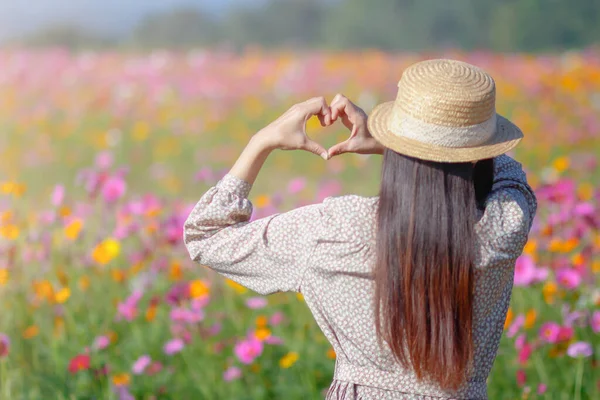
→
(333, 361, 487, 399)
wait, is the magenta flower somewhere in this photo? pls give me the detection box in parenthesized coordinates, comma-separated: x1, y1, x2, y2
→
(132, 355, 152, 375)
(287, 177, 306, 194)
(539, 322, 561, 343)
(0, 333, 10, 358)
(116, 290, 143, 322)
(518, 343, 533, 365)
(51, 185, 65, 207)
(245, 297, 268, 310)
(234, 337, 263, 364)
(93, 335, 110, 350)
(164, 338, 185, 355)
(558, 326, 574, 342)
(102, 176, 127, 203)
(516, 369, 526, 387)
(592, 311, 600, 334)
(556, 268, 582, 290)
(223, 366, 242, 381)
(208, 322, 222, 336)
(567, 341, 593, 358)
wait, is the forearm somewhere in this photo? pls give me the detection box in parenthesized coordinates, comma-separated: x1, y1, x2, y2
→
(228, 134, 273, 186)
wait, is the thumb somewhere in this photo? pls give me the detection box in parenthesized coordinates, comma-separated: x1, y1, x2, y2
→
(327, 140, 350, 158)
(303, 138, 329, 160)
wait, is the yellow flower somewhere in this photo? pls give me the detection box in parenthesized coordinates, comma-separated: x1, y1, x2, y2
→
(54, 287, 71, 304)
(254, 328, 271, 341)
(64, 219, 83, 240)
(296, 293, 304, 302)
(524, 309, 536, 329)
(250, 363, 261, 373)
(225, 279, 247, 294)
(189, 279, 209, 299)
(503, 308, 513, 330)
(132, 121, 150, 142)
(1, 181, 26, 197)
(0, 224, 19, 240)
(254, 195, 270, 208)
(255, 315, 268, 328)
(548, 239, 562, 253)
(562, 238, 579, 253)
(571, 253, 584, 267)
(542, 282, 557, 305)
(23, 325, 39, 339)
(279, 351, 299, 369)
(112, 373, 131, 387)
(327, 348, 336, 360)
(577, 182, 594, 201)
(59, 206, 71, 218)
(592, 260, 600, 274)
(79, 276, 90, 291)
(0, 269, 8, 285)
(92, 238, 121, 265)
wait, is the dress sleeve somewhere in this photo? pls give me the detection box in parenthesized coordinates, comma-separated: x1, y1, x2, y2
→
(183, 174, 327, 295)
(476, 155, 538, 259)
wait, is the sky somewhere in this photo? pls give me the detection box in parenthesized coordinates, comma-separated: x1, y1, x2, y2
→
(0, 0, 265, 40)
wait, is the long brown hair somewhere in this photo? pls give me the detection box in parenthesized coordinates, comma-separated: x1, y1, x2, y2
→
(374, 149, 494, 390)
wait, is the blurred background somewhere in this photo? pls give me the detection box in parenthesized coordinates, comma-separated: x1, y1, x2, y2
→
(0, 1, 599, 399)
(1, 0, 600, 51)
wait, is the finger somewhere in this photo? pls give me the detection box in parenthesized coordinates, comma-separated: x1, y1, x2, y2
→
(299, 96, 330, 120)
(327, 140, 350, 158)
(303, 138, 329, 160)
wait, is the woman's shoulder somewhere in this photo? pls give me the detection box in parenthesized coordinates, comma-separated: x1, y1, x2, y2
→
(320, 195, 379, 237)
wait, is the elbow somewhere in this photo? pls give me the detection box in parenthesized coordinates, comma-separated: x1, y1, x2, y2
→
(182, 220, 204, 263)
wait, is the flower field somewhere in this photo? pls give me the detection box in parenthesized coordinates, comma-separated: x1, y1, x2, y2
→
(0, 48, 599, 399)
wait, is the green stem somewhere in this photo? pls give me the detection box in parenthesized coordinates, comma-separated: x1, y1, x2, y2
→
(574, 358, 584, 400)
(0, 359, 8, 400)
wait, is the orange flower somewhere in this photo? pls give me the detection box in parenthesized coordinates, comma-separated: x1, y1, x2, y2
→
(146, 306, 157, 322)
(111, 269, 126, 283)
(0, 224, 19, 240)
(0, 269, 8, 286)
(112, 373, 131, 387)
(225, 279, 247, 294)
(504, 308, 513, 330)
(524, 309, 536, 329)
(543, 282, 557, 305)
(254, 195, 270, 208)
(327, 348, 336, 360)
(255, 315, 268, 328)
(189, 280, 209, 299)
(78, 276, 90, 291)
(254, 328, 271, 341)
(92, 238, 120, 265)
(23, 325, 39, 339)
(169, 261, 182, 281)
(54, 287, 71, 304)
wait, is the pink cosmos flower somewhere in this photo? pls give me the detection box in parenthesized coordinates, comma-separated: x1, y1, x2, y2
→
(96, 151, 113, 169)
(93, 335, 110, 350)
(515, 334, 526, 350)
(316, 180, 342, 202)
(164, 338, 185, 355)
(208, 322, 222, 336)
(265, 335, 284, 345)
(234, 337, 263, 364)
(537, 384, 547, 395)
(567, 341, 593, 358)
(287, 177, 306, 194)
(223, 366, 242, 381)
(573, 202, 594, 217)
(558, 326, 574, 342)
(147, 361, 163, 375)
(0, 333, 9, 358)
(591, 311, 600, 333)
(507, 315, 525, 338)
(556, 268, 582, 290)
(513, 255, 536, 286)
(102, 176, 127, 204)
(539, 322, 561, 343)
(116, 290, 143, 322)
(270, 311, 285, 326)
(245, 297, 268, 309)
(132, 355, 152, 375)
(51, 185, 65, 207)
(170, 308, 204, 324)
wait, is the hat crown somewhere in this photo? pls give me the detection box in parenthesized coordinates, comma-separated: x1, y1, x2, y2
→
(394, 59, 496, 127)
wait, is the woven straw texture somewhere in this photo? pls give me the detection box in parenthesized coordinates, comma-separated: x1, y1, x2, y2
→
(368, 59, 523, 162)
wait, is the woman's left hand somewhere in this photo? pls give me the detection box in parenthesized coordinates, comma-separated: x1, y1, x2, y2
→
(253, 96, 332, 160)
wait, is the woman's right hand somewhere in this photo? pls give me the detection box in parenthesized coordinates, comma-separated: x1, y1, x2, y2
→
(327, 94, 385, 157)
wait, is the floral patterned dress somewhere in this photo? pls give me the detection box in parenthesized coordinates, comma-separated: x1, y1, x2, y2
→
(183, 155, 537, 399)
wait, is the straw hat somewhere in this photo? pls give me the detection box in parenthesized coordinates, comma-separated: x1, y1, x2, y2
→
(367, 59, 523, 162)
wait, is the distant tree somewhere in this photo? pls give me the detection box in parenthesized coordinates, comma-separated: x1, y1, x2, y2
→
(129, 7, 220, 49)
(19, 24, 112, 49)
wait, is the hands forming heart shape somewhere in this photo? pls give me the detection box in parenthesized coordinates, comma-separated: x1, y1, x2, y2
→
(256, 94, 385, 159)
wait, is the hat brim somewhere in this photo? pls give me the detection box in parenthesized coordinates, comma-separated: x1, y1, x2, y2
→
(367, 101, 523, 163)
